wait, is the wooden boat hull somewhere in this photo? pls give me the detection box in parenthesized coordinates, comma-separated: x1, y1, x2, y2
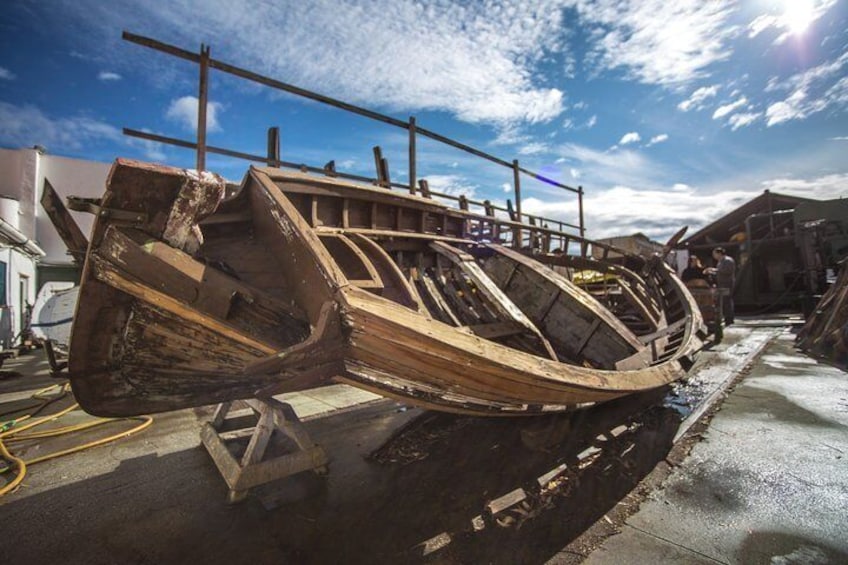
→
(67, 160, 704, 417)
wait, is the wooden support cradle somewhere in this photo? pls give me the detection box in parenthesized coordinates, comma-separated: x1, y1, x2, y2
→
(200, 397, 328, 503)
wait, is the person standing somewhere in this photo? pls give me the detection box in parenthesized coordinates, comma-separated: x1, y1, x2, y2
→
(681, 255, 708, 283)
(710, 247, 736, 325)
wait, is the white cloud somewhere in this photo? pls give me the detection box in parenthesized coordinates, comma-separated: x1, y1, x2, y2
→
(831, 136, 848, 141)
(92, 1, 567, 126)
(570, 168, 581, 179)
(678, 85, 719, 111)
(747, 0, 838, 43)
(574, 0, 736, 86)
(619, 132, 641, 145)
(727, 112, 761, 130)
(518, 142, 549, 155)
(585, 115, 597, 128)
(492, 124, 533, 147)
(165, 95, 223, 132)
(712, 96, 748, 119)
(647, 134, 669, 146)
(32, 0, 750, 125)
(765, 52, 848, 126)
(522, 171, 848, 241)
(0, 67, 15, 80)
(97, 71, 122, 81)
(766, 99, 800, 126)
(522, 183, 761, 240)
(425, 174, 479, 202)
(747, 14, 779, 39)
(545, 142, 660, 192)
(501, 182, 512, 193)
(760, 173, 848, 201)
(0, 102, 120, 150)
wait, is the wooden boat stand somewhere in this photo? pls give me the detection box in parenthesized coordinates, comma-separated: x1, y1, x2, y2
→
(200, 397, 328, 503)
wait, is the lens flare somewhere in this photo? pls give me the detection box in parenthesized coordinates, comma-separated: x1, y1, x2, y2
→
(783, 0, 816, 34)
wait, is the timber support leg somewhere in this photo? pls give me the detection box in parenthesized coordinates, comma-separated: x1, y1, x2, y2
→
(200, 397, 328, 504)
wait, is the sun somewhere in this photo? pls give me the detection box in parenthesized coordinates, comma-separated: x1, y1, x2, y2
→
(782, 0, 816, 34)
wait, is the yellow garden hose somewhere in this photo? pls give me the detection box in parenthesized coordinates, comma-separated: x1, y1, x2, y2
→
(0, 383, 153, 496)
(0, 439, 25, 496)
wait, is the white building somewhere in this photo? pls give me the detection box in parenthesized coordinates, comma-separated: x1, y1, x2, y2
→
(0, 146, 110, 346)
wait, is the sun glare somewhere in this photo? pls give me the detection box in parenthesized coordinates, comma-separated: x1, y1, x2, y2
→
(783, 0, 816, 34)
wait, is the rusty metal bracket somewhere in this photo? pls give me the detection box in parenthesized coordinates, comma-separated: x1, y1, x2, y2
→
(67, 196, 148, 223)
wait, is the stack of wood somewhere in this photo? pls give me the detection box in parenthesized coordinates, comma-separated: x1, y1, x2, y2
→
(797, 260, 848, 369)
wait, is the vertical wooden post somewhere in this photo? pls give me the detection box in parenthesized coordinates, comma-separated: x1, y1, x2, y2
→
(512, 159, 522, 221)
(373, 146, 391, 188)
(267, 126, 280, 166)
(408, 116, 417, 195)
(559, 221, 565, 251)
(373, 146, 383, 185)
(418, 179, 431, 199)
(512, 160, 522, 249)
(196, 44, 210, 172)
(578, 185, 585, 238)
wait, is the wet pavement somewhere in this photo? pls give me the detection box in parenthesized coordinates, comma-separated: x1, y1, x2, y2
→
(579, 330, 848, 565)
(1, 322, 843, 564)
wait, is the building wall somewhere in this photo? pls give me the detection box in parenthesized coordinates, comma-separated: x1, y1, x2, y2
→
(0, 148, 111, 345)
(0, 147, 111, 267)
(0, 247, 38, 348)
(35, 153, 112, 266)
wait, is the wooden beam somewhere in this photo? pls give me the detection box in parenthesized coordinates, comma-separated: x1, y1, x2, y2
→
(90, 254, 277, 355)
(463, 321, 526, 339)
(196, 44, 210, 171)
(430, 241, 558, 360)
(40, 179, 89, 264)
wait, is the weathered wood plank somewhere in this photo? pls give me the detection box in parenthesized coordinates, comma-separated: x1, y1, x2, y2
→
(100, 226, 309, 345)
(248, 169, 344, 322)
(431, 241, 558, 361)
(318, 233, 383, 291)
(90, 254, 278, 355)
(41, 179, 89, 263)
(348, 234, 424, 312)
(463, 321, 526, 339)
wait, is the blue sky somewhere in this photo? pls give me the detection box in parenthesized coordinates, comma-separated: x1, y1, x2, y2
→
(1, 0, 846, 240)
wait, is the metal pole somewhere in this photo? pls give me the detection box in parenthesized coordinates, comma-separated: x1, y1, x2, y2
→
(513, 159, 522, 222)
(121, 32, 582, 194)
(196, 44, 210, 171)
(267, 127, 280, 165)
(512, 160, 522, 249)
(408, 116, 417, 195)
(578, 185, 585, 238)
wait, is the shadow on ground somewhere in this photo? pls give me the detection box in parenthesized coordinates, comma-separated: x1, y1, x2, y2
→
(2, 383, 688, 565)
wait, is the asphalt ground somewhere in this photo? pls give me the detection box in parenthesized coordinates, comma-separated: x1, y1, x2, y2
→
(2, 321, 837, 564)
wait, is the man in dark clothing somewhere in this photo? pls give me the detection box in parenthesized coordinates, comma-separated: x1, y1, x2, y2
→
(710, 247, 736, 325)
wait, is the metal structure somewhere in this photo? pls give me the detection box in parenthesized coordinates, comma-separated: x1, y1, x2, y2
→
(120, 31, 586, 242)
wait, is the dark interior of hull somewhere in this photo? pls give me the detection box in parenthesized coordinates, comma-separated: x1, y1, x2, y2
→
(184, 173, 690, 371)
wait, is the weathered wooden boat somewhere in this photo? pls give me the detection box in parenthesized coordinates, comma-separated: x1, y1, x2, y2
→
(66, 159, 704, 417)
